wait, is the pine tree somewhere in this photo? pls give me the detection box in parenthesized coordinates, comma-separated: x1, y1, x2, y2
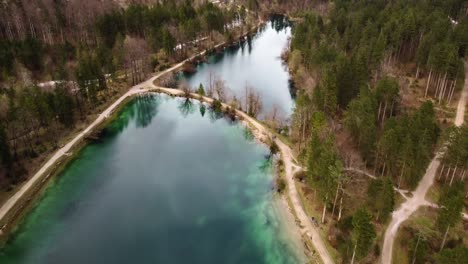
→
(351, 208, 376, 259)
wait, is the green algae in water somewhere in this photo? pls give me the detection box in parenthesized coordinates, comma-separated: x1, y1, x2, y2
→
(0, 94, 305, 264)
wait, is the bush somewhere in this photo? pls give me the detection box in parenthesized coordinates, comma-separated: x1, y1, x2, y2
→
(276, 177, 286, 193)
(212, 99, 223, 113)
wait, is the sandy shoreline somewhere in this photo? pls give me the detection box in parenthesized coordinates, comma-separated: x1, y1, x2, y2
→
(149, 87, 334, 264)
(0, 21, 334, 264)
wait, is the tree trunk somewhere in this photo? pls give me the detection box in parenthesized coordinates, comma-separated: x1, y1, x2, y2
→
(411, 234, 421, 264)
(449, 166, 457, 186)
(382, 100, 388, 125)
(434, 73, 441, 98)
(438, 72, 447, 104)
(438, 163, 445, 180)
(448, 79, 457, 104)
(338, 189, 344, 221)
(331, 183, 340, 218)
(381, 162, 386, 177)
(321, 197, 327, 224)
(399, 163, 406, 188)
(351, 242, 357, 264)
(425, 68, 432, 98)
(440, 226, 449, 252)
(445, 167, 451, 182)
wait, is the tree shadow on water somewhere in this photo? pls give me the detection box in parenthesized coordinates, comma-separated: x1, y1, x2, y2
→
(258, 156, 273, 174)
(134, 94, 160, 128)
(178, 98, 196, 118)
(199, 102, 206, 117)
(243, 128, 254, 142)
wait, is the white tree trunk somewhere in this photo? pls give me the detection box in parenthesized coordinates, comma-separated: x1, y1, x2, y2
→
(448, 79, 457, 104)
(424, 68, 432, 98)
(331, 183, 340, 218)
(440, 226, 450, 251)
(411, 234, 421, 264)
(351, 243, 357, 264)
(338, 189, 344, 221)
(449, 166, 457, 186)
(321, 200, 327, 224)
(438, 164, 445, 180)
(399, 163, 406, 188)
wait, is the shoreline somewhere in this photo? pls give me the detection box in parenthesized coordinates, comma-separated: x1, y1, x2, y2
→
(0, 20, 334, 264)
(149, 87, 334, 264)
(0, 20, 266, 241)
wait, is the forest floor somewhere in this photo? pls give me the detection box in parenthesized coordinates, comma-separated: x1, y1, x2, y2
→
(1, 18, 337, 264)
(0, 54, 336, 264)
(380, 61, 468, 264)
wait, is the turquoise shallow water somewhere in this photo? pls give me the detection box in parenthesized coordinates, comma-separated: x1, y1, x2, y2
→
(0, 95, 304, 264)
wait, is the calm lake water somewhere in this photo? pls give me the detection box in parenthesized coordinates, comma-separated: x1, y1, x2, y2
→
(180, 16, 294, 119)
(0, 95, 305, 264)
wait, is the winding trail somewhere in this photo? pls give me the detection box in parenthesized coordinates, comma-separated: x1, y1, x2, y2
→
(0, 33, 335, 264)
(0, 39, 223, 232)
(152, 86, 334, 264)
(380, 62, 468, 264)
(344, 168, 410, 200)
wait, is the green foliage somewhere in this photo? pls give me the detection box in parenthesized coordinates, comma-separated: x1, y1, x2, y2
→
(269, 140, 279, 155)
(367, 177, 394, 222)
(306, 117, 344, 203)
(197, 83, 205, 96)
(18, 37, 44, 72)
(211, 99, 223, 114)
(435, 246, 468, 264)
(200, 2, 225, 34)
(408, 234, 429, 264)
(96, 11, 125, 48)
(375, 77, 399, 108)
(379, 101, 439, 188)
(276, 177, 286, 193)
(161, 27, 176, 54)
(436, 182, 464, 232)
(352, 208, 376, 259)
(52, 85, 76, 128)
(75, 52, 107, 103)
(344, 87, 377, 162)
(442, 124, 468, 170)
(0, 41, 14, 77)
(313, 67, 337, 115)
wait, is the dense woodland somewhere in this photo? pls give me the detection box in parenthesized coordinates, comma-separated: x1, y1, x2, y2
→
(0, 0, 251, 188)
(0, 0, 467, 263)
(286, 0, 467, 262)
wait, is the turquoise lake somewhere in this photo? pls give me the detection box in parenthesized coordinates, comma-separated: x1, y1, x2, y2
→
(0, 95, 305, 263)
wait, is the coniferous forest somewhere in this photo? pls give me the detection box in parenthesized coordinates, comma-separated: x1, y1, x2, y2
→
(0, 0, 467, 263)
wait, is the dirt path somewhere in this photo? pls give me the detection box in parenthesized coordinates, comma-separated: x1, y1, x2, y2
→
(0, 36, 224, 234)
(0, 21, 335, 264)
(153, 86, 335, 264)
(380, 63, 468, 264)
(0, 19, 266, 231)
(344, 168, 410, 199)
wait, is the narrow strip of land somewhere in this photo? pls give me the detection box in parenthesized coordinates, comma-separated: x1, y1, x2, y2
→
(153, 86, 335, 264)
(0, 27, 335, 264)
(380, 62, 468, 264)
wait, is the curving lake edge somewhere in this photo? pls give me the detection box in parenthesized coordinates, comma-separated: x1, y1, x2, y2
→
(0, 18, 334, 264)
